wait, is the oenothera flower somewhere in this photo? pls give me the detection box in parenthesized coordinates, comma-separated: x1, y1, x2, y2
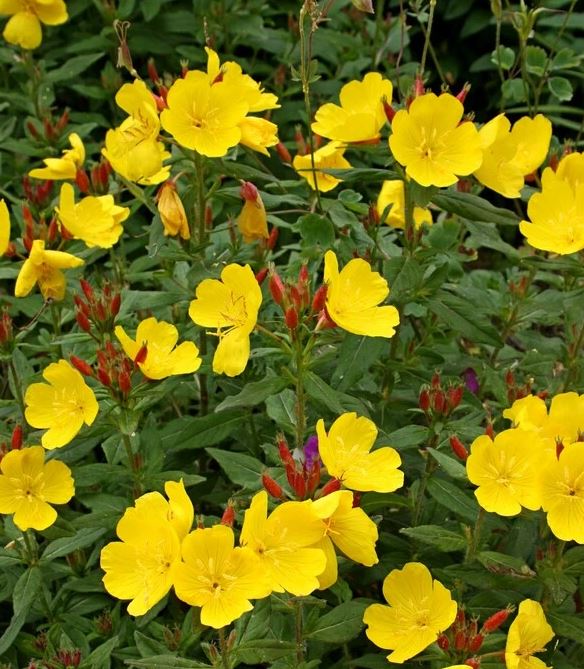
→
(240, 491, 326, 596)
(316, 413, 403, 493)
(312, 72, 393, 143)
(101, 481, 193, 616)
(293, 142, 351, 193)
(24, 359, 99, 449)
(323, 250, 400, 338)
(0, 446, 74, 531)
(237, 182, 268, 243)
(389, 92, 483, 187)
(540, 442, 584, 543)
(474, 114, 551, 198)
(103, 79, 170, 185)
(377, 180, 432, 229)
(173, 524, 271, 629)
(161, 71, 248, 157)
(55, 183, 129, 249)
(29, 133, 85, 181)
(238, 117, 279, 156)
(115, 317, 201, 381)
(505, 599, 554, 669)
(466, 429, 543, 516)
(519, 152, 584, 254)
(188, 263, 262, 377)
(310, 490, 378, 589)
(0, 198, 10, 255)
(157, 181, 190, 239)
(0, 0, 67, 49)
(15, 239, 83, 301)
(363, 562, 457, 664)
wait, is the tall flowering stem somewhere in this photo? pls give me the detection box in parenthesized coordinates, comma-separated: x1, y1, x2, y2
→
(194, 151, 209, 414)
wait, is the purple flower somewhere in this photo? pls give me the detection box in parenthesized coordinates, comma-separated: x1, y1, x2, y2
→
(303, 435, 320, 468)
(463, 367, 480, 395)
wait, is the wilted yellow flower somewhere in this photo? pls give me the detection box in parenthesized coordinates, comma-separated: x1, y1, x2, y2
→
(55, 183, 129, 249)
(115, 317, 201, 381)
(312, 72, 392, 143)
(317, 413, 403, 493)
(240, 491, 326, 596)
(29, 133, 85, 181)
(0, 446, 74, 531)
(293, 142, 351, 193)
(15, 239, 83, 301)
(310, 490, 378, 589)
(103, 79, 170, 185)
(188, 263, 262, 376)
(519, 152, 584, 254)
(505, 599, 554, 669)
(323, 250, 399, 338)
(363, 562, 457, 664)
(237, 182, 268, 243)
(24, 359, 99, 449)
(0, 0, 67, 49)
(0, 198, 10, 255)
(100, 481, 193, 616)
(156, 181, 190, 240)
(238, 116, 278, 156)
(174, 524, 271, 629)
(389, 92, 483, 187)
(377, 179, 432, 229)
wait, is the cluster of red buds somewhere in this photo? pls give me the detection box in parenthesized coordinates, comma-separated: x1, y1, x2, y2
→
(22, 176, 53, 210)
(162, 624, 182, 651)
(44, 649, 82, 669)
(94, 610, 113, 636)
(71, 341, 133, 399)
(504, 369, 543, 406)
(22, 204, 59, 252)
(419, 373, 464, 421)
(0, 425, 23, 464)
(0, 309, 14, 352)
(74, 280, 121, 338)
(26, 109, 69, 144)
(75, 160, 112, 196)
(262, 435, 322, 500)
(268, 264, 324, 335)
(292, 126, 322, 157)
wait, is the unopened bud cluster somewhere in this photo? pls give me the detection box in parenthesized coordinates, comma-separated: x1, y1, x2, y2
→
(74, 280, 121, 337)
(419, 372, 464, 421)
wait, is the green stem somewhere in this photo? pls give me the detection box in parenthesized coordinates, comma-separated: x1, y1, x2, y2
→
(294, 599, 305, 665)
(218, 627, 230, 669)
(493, 3, 507, 112)
(465, 507, 486, 563)
(9, 358, 26, 419)
(412, 450, 437, 526)
(118, 176, 159, 215)
(21, 530, 37, 564)
(418, 0, 437, 77)
(295, 337, 307, 451)
(563, 323, 584, 391)
(194, 151, 207, 246)
(121, 432, 142, 497)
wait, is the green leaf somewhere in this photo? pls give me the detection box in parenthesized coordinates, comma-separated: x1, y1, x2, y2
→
(298, 213, 335, 248)
(42, 528, 108, 561)
(161, 411, 246, 452)
(0, 566, 42, 655)
(477, 551, 535, 576)
(215, 377, 289, 412)
(427, 477, 479, 522)
(304, 371, 346, 414)
(501, 78, 526, 102)
(548, 76, 573, 101)
(141, 0, 163, 21)
(306, 601, 367, 643)
(428, 448, 468, 480)
(234, 639, 297, 663)
(47, 54, 105, 83)
(82, 636, 119, 669)
(490, 46, 515, 69)
(525, 45, 547, 76)
(386, 425, 430, 450)
(266, 389, 297, 435)
(400, 525, 467, 552)
(548, 611, 584, 645)
(432, 191, 520, 227)
(465, 220, 520, 259)
(206, 448, 263, 488)
(125, 657, 212, 669)
(332, 336, 386, 392)
(551, 48, 582, 71)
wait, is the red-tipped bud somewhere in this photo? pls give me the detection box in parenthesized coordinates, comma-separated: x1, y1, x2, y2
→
(431, 372, 441, 388)
(147, 58, 160, 84)
(255, 267, 269, 285)
(449, 435, 468, 461)
(291, 471, 306, 498)
(55, 109, 69, 133)
(76, 310, 91, 333)
(456, 609, 466, 626)
(26, 121, 40, 139)
(275, 142, 292, 163)
(11, 425, 22, 450)
(464, 659, 480, 669)
(43, 117, 55, 141)
(79, 279, 94, 302)
(414, 74, 425, 97)
(437, 634, 449, 650)
(454, 630, 467, 651)
(505, 369, 515, 387)
(382, 96, 396, 122)
(482, 607, 512, 633)
(240, 181, 259, 202)
(298, 264, 309, 285)
(97, 368, 111, 387)
(432, 390, 446, 414)
(549, 153, 559, 172)
(262, 473, 284, 499)
(118, 370, 131, 395)
(485, 422, 495, 439)
(134, 344, 148, 366)
(311, 285, 327, 313)
(47, 216, 58, 244)
(447, 385, 463, 410)
(285, 306, 298, 330)
(306, 461, 321, 495)
(75, 169, 90, 194)
(468, 634, 483, 653)
(319, 478, 341, 497)
(315, 307, 337, 331)
(294, 126, 307, 155)
(278, 437, 294, 467)
(267, 226, 279, 250)
(419, 388, 430, 412)
(70, 355, 93, 377)
(221, 505, 235, 527)
(110, 293, 121, 317)
(289, 285, 302, 311)
(269, 272, 286, 306)
(456, 82, 471, 104)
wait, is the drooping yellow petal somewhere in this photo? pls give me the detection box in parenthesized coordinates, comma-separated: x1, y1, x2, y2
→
(0, 198, 10, 255)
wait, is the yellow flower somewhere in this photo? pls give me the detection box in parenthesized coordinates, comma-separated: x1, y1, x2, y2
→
(102, 80, 170, 185)
(519, 152, 584, 254)
(160, 71, 248, 157)
(293, 142, 351, 193)
(240, 491, 326, 596)
(15, 239, 83, 301)
(156, 181, 190, 240)
(100, 481, 193, 616)
(114, 317, 201, 381)
(323, 250, 399, 338)
(540, 442, 584, 543)
(363, 562, 457, 664)
(389, 92, 483, 187)
(0, 0, 67, 50)
(0, 198, 10, 255)
(312, 72, 392, 143)
(316, 413, 403, 493)
(237, 182, 269, 243)
(310, 490, 378, 589)
(29, 133, 85, 181)
(466, 429, 543, 516)
(505, 599, 554, 669)
(503, 395, 548, 433)
(0, 446, 74, 531)
(55, 183, 129, 249)
(474, 114, 551, 198)
(238, 117, 279, 156)
(377, 179, 432, 229)
(188, 263, 262, 377)
(24, 359, 99, 449)
(173, 524, 271, 629)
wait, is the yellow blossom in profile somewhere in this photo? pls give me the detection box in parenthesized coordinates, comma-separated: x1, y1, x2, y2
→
(238, 117, 279, 156)
(0, 446, 74, 531)
(115, 317, 201, 381)
(323, 250, 399, 338)
(503, 395, 548, 433)
(466, 429, 543, 516)
(0, 0, 67, 50)
(519, 152, 584, 254)
(310, 490, 378, 589)
(156, 181, 190, 240)
(389, 92, 483, 187)
(55, 183, 129, 249)
(15, 239, 83, 301)
(188, 263, 262, 377)
(317, 413, 403, 493)
(100, 481, 193, 616)
(363, 562, 457, 664)
(312, 72, 392, 143)
(505, 599, 554, 669)
(237, 182, 269, 243)
(293, 141, 351, 193)
(377, 180, 432, 229)
(173, 524, 271, 629)
(24, 359, 98, 449)
(29, 133, 85, 181)
(0, 198, 10, 255)
(240, 491, 326, 596)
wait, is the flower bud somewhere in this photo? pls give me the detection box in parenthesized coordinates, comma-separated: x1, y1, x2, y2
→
(454, 630, 467, 651)
(275, 142, 292, 163)
(267, 226, 279, 250)
(285, 306, 298, 330)
(485, 422, 495, 439)
(431, 372, 441, 388)
(468, 634, 484, 653)
(311, 285, 327, 313)
(278, 436, 294, 467)
(76, 310, 91, 333)
(449, 435, 468, 461)
(456, 82, 471, 104)
(382, 96, 395, 122)
(237, 183, 268, 244)
(294, 126, 307, 155)
(432, 390, 446, 415)
(482, 607, 513, 633)
(418, 388, 430, 412)
(147, 58, 160, 84)
(79, 279, 94, 303)
(447, 385, 463, 410)
(134, 344, 148, 366)
(319, 478, 341, 497)
(255, 267, 269, 285)
(414, 74, 425, 97)
(11, 425, 22, 450)
(221, 504, 235, 527)
(75, 168, 90, 194)
(464, 659, 480, 669)
(437, 634, 449, 650)
(157, 181, 190, 240)
(70, 356, 94, 377)
(97, 368, 111, 387)
(110, 293, 121, 317)
(118, 370, 132, 395)
(262, 473, 284, 499)
(269, 272, 286, 306)
(239, 181, 259, 201)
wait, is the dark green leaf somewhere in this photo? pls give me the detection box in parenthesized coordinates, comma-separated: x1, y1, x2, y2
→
(42, 528, 108, 561)
(400, 525, 467, 552)
(215, 377, 289, 411)
(206, 448, 263, 488)
(306, 601, 367, 643)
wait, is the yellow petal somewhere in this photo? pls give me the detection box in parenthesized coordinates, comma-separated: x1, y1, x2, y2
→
(0, 199, 11, 255)
(3, 11, 42, 49)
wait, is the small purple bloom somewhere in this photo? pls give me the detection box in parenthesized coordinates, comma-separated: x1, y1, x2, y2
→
(303, 435, 320, 468)
(463, 367, 480, 395)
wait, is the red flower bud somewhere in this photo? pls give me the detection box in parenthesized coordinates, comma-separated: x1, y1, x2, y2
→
(431, 372, 441, 388)
(269, 272, 286, 306)
(70, 356, 94, 377)
(294, 126, 307, 155)
(47, 216, 58, 243)
(291, 471, 306, 498)
(134, 344, 148, 366)
(285, 306, 298, 330)
(240, 181, 259, 202)
(468, 634, 483, 653)
(26, 120, 40, 139)
(118, 370, 131, 395)
(75, 169, 90, 194)
(456, 82, 471, 104)
(454, 630, 468, 651)
(482, 607, 512, 633)
(432, 390, 446, 415)
(464, 659, 480, 669)
(418, 388, 430, 412)
(11, 425, 22, 450)
(278, 436, 294, 467)
(382, 96, 395, 122)
(267, 226, 279, 250)
(311, 285, 327, 313)
(414, 74, 425, 97)
(76, 310, 91, 333)
(447, 385, 463, 410)
(556, 440, 564, 459)
(449, 435, 468, 461)
(289, 285, 302, 311)
(97, 368, 111, 387)
(221, 505, 235, 527)
(147, 58, 160, 84)
(262, 473, 284, 499)
(485, 423, 495, 439)
(505, 370, 515, 387)
(352, 491, 361, 508)
(255, 267, 269, 285)
(95, 300, 107, 322)
(275, 142, 292, 163)
(110, 293, 121, 317)
(319, 478, 341, 497)
(80, 279, 94, 302)
(437, 634, 449, 650)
